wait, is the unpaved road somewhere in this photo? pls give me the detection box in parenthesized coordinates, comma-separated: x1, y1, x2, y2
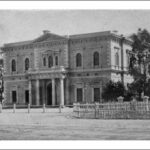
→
(0, 108, 150, 140)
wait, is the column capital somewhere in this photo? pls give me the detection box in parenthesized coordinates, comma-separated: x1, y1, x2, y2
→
(60, 75, 65, 80)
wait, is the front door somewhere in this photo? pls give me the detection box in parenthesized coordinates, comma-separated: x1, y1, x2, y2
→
(47, 83, 52, 105)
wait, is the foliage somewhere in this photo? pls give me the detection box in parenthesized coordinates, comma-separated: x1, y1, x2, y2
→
(129, 28, 150, 96)
(102, 80, 126, 102)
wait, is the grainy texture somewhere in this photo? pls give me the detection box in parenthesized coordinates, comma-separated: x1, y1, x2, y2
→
(74, 102, 150, 119)
(0, 108, 150, 140)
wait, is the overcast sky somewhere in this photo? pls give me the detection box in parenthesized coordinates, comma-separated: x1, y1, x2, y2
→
(0, 10, 150, 46)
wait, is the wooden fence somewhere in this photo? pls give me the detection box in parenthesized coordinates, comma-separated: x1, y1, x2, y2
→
(73, 101, 150, 119)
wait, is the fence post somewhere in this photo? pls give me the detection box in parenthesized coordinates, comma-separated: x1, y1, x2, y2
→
(0, 102, 2, 113)
(13, 103, 16, 113)
(43, 103, 46, 113)
(28, 103, 30, 113)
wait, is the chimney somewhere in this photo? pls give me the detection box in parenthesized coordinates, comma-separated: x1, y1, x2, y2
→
(43, 30, 50, 35)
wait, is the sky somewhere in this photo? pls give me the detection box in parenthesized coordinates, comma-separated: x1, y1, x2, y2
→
(0, 10, 150, 46)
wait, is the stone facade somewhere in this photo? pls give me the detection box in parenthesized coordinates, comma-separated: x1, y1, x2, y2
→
(1, 30, 133, 105)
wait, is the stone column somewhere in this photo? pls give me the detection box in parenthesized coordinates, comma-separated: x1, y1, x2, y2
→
(29, 80, 32, 104)
(100, 86, 102, 102)
(42, 80, 45, 105)
(65, 78, 70, 105)
(60, 77, 64, 106)
(36, 79, 40, 106)
(52, 78, 55, 106)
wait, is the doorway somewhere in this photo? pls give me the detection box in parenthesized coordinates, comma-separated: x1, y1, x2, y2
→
(25, 90, 29, 104)
(12, 91, 17, 103)
(47, 82, 52, 105)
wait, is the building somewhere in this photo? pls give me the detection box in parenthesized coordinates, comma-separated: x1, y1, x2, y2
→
(1, 30, 133, 106)
(0, 49, 4, 103)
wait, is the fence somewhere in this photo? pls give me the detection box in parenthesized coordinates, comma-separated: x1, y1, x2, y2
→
(73, 101, 150, 119)
(0, 103, 72, 113)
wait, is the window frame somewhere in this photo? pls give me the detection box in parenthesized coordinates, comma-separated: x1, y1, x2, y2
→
(93, 87, 100, 102)
(76, 53, 82, 67)
(43, 57, 46, 67)
(48, 55, 53, 68)
(25, 58, 30, 71)
(11, 59, 16, 72)
(93, 51, 100, 67)
(115, 52, 119, 66)
(76, 88, 83, 103)
(55, 56, 59, 66)
(12, 90, 17, 104)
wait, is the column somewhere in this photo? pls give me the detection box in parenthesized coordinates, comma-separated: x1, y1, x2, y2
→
(100, 86, 102, 102)
(29, 80, 32, 104)
(52, 78, 55, 106)
(65, 78, 70, 105)
(42, 80, 46, 105)
(36, 79, 40, 105)
(60, 77, 64, 106)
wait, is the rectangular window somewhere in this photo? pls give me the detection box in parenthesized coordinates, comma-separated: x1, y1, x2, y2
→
(25, 90, 29, 104)
(77, 88, 83, 102)
(12, 91, 17, 103)
(55, 56, 58, 66)
(94, 88, 100, 102)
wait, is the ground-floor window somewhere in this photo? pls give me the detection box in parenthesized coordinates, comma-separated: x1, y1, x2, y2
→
(25, 90, 29, 104)
(76, 88, 83, 102)
(94, 88, 100, 102)
(12, 91, 17, 103)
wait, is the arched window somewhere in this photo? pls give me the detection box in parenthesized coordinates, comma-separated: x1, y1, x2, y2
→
(76, 53, 82, 67)
(93, 52, 99, 66)
(55, 56, 58, 66)
(25, 58, 29, 71)
(115, 52, 119, 66)
(48, 56, 53, 68)
(12, 59, 16, 72)
(43, 57, 46, 66)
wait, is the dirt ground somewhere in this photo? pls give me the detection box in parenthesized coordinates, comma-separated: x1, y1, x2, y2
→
(0, 107, 150, 140)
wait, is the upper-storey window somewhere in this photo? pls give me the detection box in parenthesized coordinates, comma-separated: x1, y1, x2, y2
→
(76, 53, 82, 67)
(115, 52, 119, 66)
(93, 52, 99, 66)
(12, 59, 16, 72)
(43, 57, 46, 66)
(55, 56, 58, 66)
(25, 58, 29, 71)
(48, 56, 53, 68)
(126, 51, 130, 68)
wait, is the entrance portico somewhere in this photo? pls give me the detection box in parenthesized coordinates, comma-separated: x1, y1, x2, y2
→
(28, 69, 66, 106)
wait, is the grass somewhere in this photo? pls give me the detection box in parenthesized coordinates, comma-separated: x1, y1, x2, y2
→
(0, 107, 150, 140)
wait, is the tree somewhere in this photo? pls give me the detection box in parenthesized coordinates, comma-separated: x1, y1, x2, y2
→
(129, 28, 150, 99)
(102, 80, 126, 102)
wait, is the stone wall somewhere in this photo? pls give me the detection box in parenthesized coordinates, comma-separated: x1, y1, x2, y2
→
(4, 79, 29, 105)
(69, 37, 110, 70)
(4, 48, 34, 75)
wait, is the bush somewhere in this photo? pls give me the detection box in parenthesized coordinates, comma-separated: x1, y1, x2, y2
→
(102, 81, 126, 102)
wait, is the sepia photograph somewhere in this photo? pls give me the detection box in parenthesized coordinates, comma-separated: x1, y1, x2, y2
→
(0, 2, 150, 148)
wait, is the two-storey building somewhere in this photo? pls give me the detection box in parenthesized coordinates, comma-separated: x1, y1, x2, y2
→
(1, 30, 133, 106)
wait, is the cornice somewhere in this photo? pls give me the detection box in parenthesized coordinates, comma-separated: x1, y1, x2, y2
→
(2, 39, 68, 52)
